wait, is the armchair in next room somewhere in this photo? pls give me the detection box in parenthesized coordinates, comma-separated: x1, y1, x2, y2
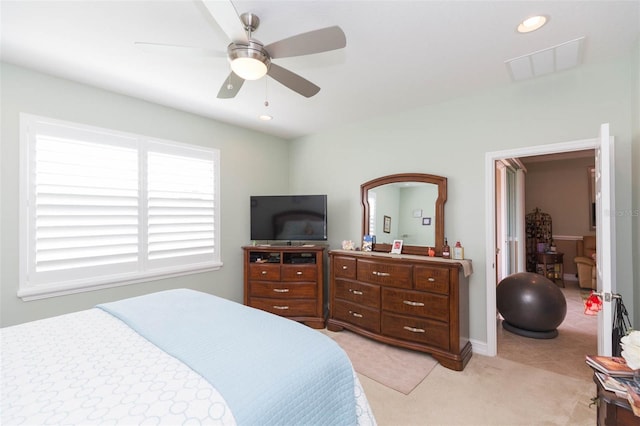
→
(574, 236, 596, 290)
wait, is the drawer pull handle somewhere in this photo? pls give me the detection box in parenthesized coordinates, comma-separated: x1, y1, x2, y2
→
(349, 289, 364, 295)
(403, 300, 425, 307)
(261, 271, 268, 275)
(296, 271, 303, 275)
(273, 305, 289, 310)
(372, 271, 391, 277)
(428, 277, 436, 282)
(273, 288, 289, 293)
(349, 310, 363, 318)
(403, 326, 426, 333)
(342, 266, 348, 270)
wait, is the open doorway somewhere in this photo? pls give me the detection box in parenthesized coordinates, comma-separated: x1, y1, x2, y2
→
(494, 150, 597, 379)
(484, 128, 615, 359)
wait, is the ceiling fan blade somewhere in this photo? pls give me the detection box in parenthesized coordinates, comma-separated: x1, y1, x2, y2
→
(134, 42, 226, 58)
(267, 63, 320, 98)
(217, 71, 245, 99)
(201, 0, 247, 42)
(266, 26, 346, 59)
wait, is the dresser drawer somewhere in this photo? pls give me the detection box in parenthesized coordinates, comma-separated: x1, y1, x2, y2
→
(382, 312, 449, 350)
(357, 259, 412, 288)
(281, 264, 317, 282)
(249, 281, 316, 299)
(248, 264, 281, 281)
(334, 279, 380, 309)
(333, 256, 357, 279)
(332, 299, 380, 333)
(382, 288, 449, 322)
(414, 266, 450, 294)
(249, 297, 317, 317)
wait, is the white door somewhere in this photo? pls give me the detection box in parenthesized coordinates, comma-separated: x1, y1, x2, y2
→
(496, 162, 507, 282)
(596, 123, 616, 356)
(496, 161, 526, 283)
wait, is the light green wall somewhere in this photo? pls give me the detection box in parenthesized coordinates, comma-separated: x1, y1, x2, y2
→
(370, 184, 399, 243)
(290, 54, 639, 344)
(397, 186, 437, 246)
(2, 48, 638, 351)
(0, 62, 290, 327)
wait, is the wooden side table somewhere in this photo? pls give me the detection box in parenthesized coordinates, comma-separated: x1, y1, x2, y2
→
(536, 252, 564, 287)
(592, 371, 640, 425)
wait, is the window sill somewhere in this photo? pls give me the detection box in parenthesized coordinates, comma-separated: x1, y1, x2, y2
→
(18, 263, 223, 301)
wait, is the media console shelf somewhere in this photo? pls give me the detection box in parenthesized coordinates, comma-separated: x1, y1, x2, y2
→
(327, 249, 472, 371)
(243, 245, 326, 329)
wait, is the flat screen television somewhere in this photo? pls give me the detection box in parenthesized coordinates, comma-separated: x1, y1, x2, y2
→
(250, 195, 327, 242)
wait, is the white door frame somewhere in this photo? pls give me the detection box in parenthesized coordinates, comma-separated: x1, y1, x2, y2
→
(484, 137, 600, 356)
(595, 123, 616, 355)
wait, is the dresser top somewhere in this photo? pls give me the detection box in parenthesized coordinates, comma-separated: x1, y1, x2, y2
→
(329, 249, 473, 277)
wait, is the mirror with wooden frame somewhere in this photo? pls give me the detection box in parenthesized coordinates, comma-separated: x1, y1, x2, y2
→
(361, 173, 447, 256)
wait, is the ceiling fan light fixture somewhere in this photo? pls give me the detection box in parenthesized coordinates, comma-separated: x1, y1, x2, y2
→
(228, 41, 270, 80)
(517, 15, 548, 33)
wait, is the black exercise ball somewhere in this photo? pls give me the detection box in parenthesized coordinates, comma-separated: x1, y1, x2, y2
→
(497, 272, 567, 339)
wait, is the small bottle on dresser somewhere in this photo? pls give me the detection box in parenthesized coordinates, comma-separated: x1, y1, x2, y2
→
(442, 238, 451, 259)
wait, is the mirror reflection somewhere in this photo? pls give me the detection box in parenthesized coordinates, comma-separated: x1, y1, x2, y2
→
(368, 183, 438, 246)
(361, 173, 447, 256)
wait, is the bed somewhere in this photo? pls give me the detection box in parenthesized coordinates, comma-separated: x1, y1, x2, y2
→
(1, 289, 376, 425)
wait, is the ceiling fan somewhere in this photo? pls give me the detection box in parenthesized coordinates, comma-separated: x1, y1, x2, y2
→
(136, 0, 346, 99)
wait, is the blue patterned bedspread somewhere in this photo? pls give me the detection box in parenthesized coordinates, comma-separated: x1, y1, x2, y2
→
(97, 289, 357, 425)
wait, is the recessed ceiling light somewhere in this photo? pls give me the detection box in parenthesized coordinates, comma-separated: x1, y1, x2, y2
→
(517, 15, 548, 33)
(259, 114, 272, 121)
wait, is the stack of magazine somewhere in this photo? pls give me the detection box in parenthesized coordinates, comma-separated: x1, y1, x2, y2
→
(586, 355, 640, 416)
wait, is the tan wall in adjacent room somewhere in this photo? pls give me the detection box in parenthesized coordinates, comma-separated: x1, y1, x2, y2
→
(524, 155, 596, 279)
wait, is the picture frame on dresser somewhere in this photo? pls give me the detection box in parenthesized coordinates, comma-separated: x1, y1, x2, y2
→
(391, 239, 403, 254)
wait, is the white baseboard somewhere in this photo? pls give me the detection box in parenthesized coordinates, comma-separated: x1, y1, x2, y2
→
(470, 338, 490, 356)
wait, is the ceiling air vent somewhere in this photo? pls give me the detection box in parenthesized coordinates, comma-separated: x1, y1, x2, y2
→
(505, 37, 585, 81)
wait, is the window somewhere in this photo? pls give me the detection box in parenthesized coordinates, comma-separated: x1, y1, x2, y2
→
(19, 114, 221, 300)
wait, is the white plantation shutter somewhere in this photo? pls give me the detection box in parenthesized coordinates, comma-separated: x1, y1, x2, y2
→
(19, 115, 220, 300)
(147, 143, 216, 266)
(34, 136, 139, 274)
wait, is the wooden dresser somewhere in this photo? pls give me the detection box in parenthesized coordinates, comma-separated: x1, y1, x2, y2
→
(327, 249, 472, 371)
(243, 245, 326, 329)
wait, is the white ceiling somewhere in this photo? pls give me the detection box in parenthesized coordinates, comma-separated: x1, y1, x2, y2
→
(1, 1, 639, 140)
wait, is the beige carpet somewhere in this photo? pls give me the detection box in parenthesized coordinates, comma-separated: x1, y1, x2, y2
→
(322, 329, 438, 394)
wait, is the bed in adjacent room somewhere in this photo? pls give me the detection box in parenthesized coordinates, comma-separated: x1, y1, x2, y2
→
(1, 289, 376, 425)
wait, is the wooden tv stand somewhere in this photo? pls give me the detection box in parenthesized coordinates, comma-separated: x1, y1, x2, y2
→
(327, 249, 472, 371)
(243, 245, 326, 329)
